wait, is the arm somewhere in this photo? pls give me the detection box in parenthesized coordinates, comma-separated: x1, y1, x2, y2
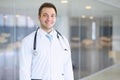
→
(19, 39, 32, 80)
(64, 52, 74, 80)
(63, 38, 74, 80)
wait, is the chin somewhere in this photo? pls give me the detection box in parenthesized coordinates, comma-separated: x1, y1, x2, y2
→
(47, 25, 53, 28)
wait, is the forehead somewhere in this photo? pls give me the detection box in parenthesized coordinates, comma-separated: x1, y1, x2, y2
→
(41, 7, 56, 14)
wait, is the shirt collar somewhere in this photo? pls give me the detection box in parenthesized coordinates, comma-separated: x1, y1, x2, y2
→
(38, 28, 57, 38)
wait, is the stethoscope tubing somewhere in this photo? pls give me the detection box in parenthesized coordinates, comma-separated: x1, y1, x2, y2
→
(33, 27, 68, 55)
(33, 27, 39, 50)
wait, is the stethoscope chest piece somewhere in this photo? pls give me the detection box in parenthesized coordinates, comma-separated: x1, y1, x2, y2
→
(33, 50, 38, 56)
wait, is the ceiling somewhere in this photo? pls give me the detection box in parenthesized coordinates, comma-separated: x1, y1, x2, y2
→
(0, 0, 120, 21)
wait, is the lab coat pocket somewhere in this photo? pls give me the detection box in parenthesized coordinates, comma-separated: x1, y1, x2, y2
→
(63, 50, 70, 64)
(61, 73, 65, 80)
(56, 73, 64, 80)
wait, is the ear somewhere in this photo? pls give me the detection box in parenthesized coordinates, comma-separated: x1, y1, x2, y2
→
(38, 16, 40, 20)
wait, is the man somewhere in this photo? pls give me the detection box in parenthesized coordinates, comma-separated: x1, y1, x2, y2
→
(19, 2, 74, 80)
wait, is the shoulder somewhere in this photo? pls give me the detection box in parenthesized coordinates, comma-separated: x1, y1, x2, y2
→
(22, 31, 35, 43)
(55, 30, 68, 41)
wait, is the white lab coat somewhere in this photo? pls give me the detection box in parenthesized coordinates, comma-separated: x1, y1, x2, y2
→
(19, 28, 74, 80)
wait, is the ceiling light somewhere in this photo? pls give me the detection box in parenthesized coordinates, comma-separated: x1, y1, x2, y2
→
(89, 16, 94, 19)
(61, 0, 68, 3)
(85, 6, 92, 10)
(81, 15, 86, 19)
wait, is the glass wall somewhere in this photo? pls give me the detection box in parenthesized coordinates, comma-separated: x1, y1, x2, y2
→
(0, 14, 35, 80)
(70, 17, 113, 79)
(0, 0, 120, 80)
(0, 1, 36, 79)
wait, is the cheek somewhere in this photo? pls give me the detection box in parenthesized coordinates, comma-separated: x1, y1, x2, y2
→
(53, 19, 56, 23)
(39, 18, 45, 23)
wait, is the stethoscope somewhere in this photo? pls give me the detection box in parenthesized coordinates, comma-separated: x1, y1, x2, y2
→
(33, 27, 69, 56)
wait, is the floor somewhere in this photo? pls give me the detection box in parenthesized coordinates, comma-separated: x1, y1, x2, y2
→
(79, 63, 120, 80)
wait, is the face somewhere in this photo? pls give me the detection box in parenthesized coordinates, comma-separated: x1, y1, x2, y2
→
(38, 7, 56, 33)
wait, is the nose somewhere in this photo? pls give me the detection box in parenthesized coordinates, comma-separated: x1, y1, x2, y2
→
(47, 16, 52, 21)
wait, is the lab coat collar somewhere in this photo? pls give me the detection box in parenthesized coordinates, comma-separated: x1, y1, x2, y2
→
(38, 28, 57, 39)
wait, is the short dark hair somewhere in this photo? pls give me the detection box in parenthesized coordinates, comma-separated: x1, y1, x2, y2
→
(38, 2, 57, 16)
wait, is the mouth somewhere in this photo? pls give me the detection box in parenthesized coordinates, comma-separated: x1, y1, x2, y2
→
(45, 21, 53, 25)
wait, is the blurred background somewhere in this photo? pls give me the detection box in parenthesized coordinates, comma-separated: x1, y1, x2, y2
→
(0, 0, 120, 80)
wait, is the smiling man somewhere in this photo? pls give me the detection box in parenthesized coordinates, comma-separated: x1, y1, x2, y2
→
(19, 2, 74, 80)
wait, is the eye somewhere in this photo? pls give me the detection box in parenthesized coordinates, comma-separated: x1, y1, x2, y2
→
(51, 14, 56, 18)
(43, 14, 48, 17)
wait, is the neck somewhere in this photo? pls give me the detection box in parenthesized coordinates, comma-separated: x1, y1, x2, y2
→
(41, 27, 52, 33)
